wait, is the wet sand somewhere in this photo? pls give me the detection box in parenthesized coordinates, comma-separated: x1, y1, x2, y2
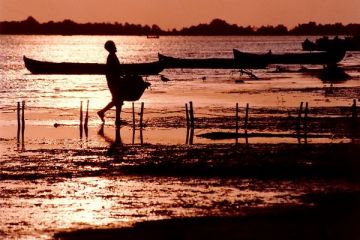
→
(54, 191, 360, 240)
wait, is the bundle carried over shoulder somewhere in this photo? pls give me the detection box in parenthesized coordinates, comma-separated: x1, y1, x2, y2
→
(119, 74, 151, 101)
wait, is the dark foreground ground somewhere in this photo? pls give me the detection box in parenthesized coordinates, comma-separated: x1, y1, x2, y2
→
(48, 142, 360, 240)
(55, 190, 360, 240)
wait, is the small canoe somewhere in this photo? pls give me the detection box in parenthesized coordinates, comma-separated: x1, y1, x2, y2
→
(233, 49, 345, 65)
(23, 56, 164, 75)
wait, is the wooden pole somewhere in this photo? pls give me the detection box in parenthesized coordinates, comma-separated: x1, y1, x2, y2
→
(79, 101, 83, 138)
(80, 101, 83, 126)
(304, 102, 309, 144)
(185, 103, 190, 129)
(189, 101, 194, 129)
(21, 101, 25, 147)
(244, 103, 249, 130)
(140, 102, 144, 129)
(236, 103, 239, 144)
(304, 102, 309, 131)
(132, 102, 136, 129)
(352, 99, 357, 119)
(297, 102, 303, 129)
(84, 100, 89, 128)
(140, 102, 144, 145)
(189, 127, 194, 145)
(132, 102, 135, 145)
(21, 101, 25, 128)
(17, 102, 20, 142)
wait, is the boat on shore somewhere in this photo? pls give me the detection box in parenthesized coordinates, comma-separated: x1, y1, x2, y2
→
(302, 36, 360, 51)
(233, 49, 346, 66)
(23, 56, 165, 75)
(147, 35, 160, 39)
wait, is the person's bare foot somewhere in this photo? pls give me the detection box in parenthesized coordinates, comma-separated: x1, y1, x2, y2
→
(97, 111, 105, 122)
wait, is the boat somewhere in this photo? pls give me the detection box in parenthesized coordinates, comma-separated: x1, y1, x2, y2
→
(158, 53, 267, 69)
(302, 36, 360, 51)
(232, 50, 269, 68)
(23, 56, 164, 75)
(233, 49, 345, 65)
(147, 35, 160, 39)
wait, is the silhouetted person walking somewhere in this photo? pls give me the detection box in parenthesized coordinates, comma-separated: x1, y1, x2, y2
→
(98, 40, 123, 127)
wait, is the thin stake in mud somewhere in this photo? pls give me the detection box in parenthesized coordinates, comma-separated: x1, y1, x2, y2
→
(186, 103, 195, 144)
(79, 101, 83, 139)
(185, 103, 190, 129)
(84, 100, 89, 127)
(21, 101, 25, 147)
(297, 102, 303, 130)
(352, 99, 358, 118)
(244, 103, 249, 130)
(17, 102, 20, 145)
(84, 100, 89, 138)
(132, 102, 135, 145)
(236, 103, 239, 145)
(244, 103, 249, 144)
(304, 102, 309, 144)
(352, 99, 358, 128)
(189, 101, 195, 129)
(140, 102, 144, 145)
(296, 102, 304, 144)
(185, 103, 189, 144)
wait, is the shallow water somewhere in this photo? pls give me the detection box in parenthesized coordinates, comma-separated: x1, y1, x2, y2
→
(1, 35, 359, 110)
(0, 35, 359, 239)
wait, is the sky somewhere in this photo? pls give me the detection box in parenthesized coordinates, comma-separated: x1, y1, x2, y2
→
(0, 0, 359, 29)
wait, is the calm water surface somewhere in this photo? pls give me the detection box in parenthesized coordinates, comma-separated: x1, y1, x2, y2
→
(1, 35, 359, 110)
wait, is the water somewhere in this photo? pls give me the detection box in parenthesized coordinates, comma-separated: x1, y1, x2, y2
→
(0, 35, 359, 239)
(1, 35, 359, 110)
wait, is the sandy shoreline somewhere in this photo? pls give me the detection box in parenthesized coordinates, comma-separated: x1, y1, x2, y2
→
(54, 191, 360, 240)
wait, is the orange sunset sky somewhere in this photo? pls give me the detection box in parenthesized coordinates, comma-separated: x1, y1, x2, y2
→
(1, 0, 359, 29)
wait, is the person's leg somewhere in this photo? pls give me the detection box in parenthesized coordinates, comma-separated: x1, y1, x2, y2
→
(115, 103, 122, 127)
(97, 101, 115, 122)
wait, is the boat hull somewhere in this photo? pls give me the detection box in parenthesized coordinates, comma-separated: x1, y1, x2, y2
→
(233, 49, 345, 66)
(23, 56, 164, 75)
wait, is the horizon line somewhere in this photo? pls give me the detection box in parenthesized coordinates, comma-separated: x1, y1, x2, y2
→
(1, 16, 360, 31)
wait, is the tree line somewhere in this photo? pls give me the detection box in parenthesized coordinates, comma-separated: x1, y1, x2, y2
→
(1, 17, 359, 36)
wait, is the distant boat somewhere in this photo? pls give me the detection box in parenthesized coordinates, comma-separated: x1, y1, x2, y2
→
(147, 35, 160, 39)
(23, 56, 164, 75)
(233, 49, 345, 65)
(302, 36, 360, 51)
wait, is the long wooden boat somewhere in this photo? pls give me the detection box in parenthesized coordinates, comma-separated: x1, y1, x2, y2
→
(302, 36, 360, 51)
(234, 49, 345, 65)
(233, 49, 345, 65)
(158, 53, 267, 69)
(23, 56, 165, 75)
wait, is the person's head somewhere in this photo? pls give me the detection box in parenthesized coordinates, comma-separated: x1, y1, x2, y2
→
(104, 40, 117, 53)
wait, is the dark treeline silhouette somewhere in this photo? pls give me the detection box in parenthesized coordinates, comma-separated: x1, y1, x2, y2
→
(1, 17, 360, 36)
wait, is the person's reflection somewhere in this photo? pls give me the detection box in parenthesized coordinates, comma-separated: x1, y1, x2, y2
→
(98, 124, 124, 159)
